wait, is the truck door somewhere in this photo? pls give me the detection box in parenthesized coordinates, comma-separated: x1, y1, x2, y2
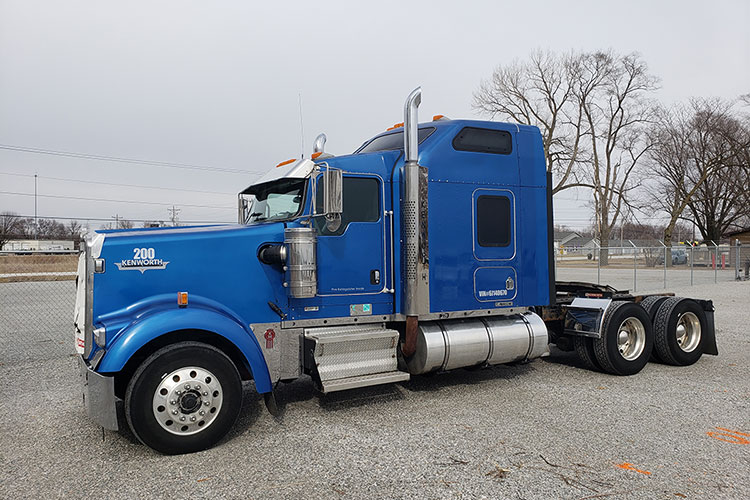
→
(314, 174, 389, 300)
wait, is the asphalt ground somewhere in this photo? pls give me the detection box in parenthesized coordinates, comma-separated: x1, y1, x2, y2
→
(0, 279, 748, 499)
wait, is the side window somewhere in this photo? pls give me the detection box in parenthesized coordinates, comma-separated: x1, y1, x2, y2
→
(316, 176, 380, 236)
(477, 195, 511, 247)
(453, 127, 512, 155)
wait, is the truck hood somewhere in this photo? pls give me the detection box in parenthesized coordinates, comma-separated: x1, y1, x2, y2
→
(91, 223, 287, 335)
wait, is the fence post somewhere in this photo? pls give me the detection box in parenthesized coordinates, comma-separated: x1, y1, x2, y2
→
(690, 244, 694, 286)
(711, 240, 718, 284)
(629, 240, 637, 292)
(660, 241, 667, 289)
(737, 239, 742, 281)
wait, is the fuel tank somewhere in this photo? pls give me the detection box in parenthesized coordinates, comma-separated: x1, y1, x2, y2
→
(404, 312, 549, 375)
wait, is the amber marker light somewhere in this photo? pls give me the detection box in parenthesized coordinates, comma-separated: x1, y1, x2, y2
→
(386, 122, 404, 131)
(311, 152, 323, 159)
(178, 292, 188, 307)
(276, 158, 296, 168)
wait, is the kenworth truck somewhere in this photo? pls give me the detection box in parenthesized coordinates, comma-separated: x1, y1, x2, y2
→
(75, 88, 717, 454)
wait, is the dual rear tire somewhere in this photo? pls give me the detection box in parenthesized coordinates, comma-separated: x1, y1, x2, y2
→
(573, 297, 707, 375)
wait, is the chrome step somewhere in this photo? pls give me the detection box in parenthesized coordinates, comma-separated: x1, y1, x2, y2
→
(304, 324, 410, 393)
(321, 371, 410, 393)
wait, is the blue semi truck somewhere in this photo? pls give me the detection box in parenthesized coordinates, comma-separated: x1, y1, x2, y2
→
(75, 88, 717, 454)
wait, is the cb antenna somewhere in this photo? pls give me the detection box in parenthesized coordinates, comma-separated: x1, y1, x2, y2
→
(298, 93, 305, 159)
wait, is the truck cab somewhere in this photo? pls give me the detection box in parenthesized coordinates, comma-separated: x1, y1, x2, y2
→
(75, 88, 715, 454)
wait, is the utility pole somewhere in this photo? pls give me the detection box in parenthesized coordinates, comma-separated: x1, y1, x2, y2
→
(111, 214, 120, 229)
(34, 173, 38, 240)
(168, 206, 181, 227)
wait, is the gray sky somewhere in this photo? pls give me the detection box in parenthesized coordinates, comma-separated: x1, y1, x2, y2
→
(1, 0, 748, 230)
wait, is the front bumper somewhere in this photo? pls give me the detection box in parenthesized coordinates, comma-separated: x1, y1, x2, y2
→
(78, 355, 118, 430)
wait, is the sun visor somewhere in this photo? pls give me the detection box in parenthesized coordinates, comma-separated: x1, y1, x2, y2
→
(254, 158, 316, 186)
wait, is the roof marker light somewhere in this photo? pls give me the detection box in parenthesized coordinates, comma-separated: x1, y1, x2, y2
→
(178, 292, 188, 307)
(276, 158, 296, 168)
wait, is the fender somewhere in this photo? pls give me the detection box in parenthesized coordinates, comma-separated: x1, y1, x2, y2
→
(97, 306, 273, 393)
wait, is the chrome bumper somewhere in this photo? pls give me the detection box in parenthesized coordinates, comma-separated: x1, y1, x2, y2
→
(78, 355, 118, 430)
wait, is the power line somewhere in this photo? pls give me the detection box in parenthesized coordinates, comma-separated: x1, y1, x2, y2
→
(0, 143, 265, 176)
(0, 190, 234, 210)
(0, 171, 236, 195)
(7, 214, 233, 224)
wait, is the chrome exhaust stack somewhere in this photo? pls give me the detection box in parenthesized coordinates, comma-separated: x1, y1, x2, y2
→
(402, 87, 422, 357)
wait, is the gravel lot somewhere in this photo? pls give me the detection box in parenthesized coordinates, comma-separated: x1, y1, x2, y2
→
(1, 279, 748, 499)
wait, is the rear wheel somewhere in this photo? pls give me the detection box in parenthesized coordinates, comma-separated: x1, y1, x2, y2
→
(640, 296, 669, 362)
(593, 301, 653, 376)
(125, 341, 242, 455)
(574, 335, 602, 371)
(653, 297, 706, 366)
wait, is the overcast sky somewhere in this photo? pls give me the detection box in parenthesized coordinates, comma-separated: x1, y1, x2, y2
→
(1, 0, 748, 230)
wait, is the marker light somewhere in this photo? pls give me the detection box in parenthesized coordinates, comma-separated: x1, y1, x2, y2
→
(386, 122, 404, 131)
(311, 152, 323, 159)
(433, 114, 446, 121)
(178, 292, 188, 307)
(276, 158, 296, 168)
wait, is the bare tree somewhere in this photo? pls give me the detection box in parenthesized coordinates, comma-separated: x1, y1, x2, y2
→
(474, 50, 659, 264)
(647, 99, 739, 252)
(0, 212, 24, 250)
(578, 52, 659, 264)
(685, 106, 750, 241)
(473, 50, 588, 194)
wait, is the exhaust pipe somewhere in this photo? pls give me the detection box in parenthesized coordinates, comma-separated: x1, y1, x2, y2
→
(402, 87, 421, 358)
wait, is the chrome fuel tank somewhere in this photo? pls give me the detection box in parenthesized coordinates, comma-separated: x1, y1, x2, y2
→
(405, 312, 549, 375)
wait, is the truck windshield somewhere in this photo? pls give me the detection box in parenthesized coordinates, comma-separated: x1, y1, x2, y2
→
(241, 178, 306, 224)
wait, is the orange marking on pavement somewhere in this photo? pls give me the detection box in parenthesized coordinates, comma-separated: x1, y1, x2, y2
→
(615, 462, 651, 475)
(707, 427, 750, 444)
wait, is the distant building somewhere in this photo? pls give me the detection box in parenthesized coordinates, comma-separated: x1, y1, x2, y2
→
(1, 239, 74, 251)
(725, 228, 750, 268)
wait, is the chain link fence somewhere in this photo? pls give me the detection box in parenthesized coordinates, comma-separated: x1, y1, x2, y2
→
(555, 241, 750, 293)
(0, 250, 77, 365)
(2, 243, 749, 366)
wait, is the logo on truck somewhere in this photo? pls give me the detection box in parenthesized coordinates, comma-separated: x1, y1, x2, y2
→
(115, 247, 170, 274)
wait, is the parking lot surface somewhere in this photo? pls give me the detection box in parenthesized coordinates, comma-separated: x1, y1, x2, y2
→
(1, 280, 748, 499)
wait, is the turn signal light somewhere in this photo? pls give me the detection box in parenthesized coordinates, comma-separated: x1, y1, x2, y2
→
(178, 292, 188, 307)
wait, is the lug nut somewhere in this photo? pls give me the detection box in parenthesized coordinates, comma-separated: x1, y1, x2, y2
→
(180, 416, 186, 422)
(199, 410, 205, 416)
(202, 391, 208, 396)
(172, 410, 178, 415)
(195, 385, 201, 390)
(190, 416, 196, 422)
(176, 390, 182, 395)
(185, 384, 191, 390)
(204, 401, 210, 406)
(170, 400, 177, 405)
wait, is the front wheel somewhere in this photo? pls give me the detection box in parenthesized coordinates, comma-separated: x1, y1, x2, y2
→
(593, 301, 653, 376)
(125, 342, 242, 454)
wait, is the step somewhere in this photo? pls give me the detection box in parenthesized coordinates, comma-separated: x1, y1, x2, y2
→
(320, 371, 410, 394)
(305, 324, 403, 385)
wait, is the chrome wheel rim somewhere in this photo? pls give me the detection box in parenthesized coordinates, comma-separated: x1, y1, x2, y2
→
(675, 312, 701, 353)
(152, 367, 223, 436)
(616, 317, 646, 361)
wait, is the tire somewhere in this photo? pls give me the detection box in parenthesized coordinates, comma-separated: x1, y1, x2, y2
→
(574, 335, 602, 371)
(640, 296, 669, 362)
(653, 297, 706, 366)
(125, 341, 242, 455)
(593, 301, 653, 376)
